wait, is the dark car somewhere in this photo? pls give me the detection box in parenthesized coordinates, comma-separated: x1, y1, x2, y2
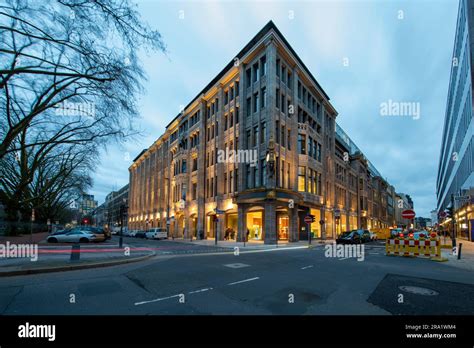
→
(336, 229, 371, 244)
(135, 231, 147, 239)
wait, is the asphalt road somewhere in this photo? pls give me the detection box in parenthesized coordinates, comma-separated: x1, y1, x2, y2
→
(0, 240, 473, 315)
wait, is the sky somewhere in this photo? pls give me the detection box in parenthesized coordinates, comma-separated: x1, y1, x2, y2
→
(90, 0, 458, 218)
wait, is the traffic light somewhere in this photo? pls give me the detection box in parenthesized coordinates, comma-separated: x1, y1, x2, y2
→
(445, 206, 453, 218)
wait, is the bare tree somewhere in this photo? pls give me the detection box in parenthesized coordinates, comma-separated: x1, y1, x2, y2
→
(0, 0, 166, 158)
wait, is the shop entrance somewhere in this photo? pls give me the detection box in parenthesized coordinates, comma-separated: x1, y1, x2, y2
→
(225, 213, 238, 240)
(246, 210, 263, 240)
(277, 213, 289, 240)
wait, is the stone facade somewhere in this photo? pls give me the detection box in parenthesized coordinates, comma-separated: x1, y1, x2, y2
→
(128, 21, 399, 243)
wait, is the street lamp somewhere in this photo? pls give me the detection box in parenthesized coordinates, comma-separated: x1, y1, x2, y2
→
(266, 135, 275, 178)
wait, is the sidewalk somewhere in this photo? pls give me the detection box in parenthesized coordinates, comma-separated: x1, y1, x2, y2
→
(0, 231, 49, 244)
(0, 243, 155, 277)
(440, 239, 474, 272)
(161, 237, 330, 249)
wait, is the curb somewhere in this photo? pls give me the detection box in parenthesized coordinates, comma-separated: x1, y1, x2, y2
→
(0, 252, 155, 277)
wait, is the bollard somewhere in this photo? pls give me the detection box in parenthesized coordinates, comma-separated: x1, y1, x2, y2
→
(458, 243, 463, 260)
(70, 243, 80, 261)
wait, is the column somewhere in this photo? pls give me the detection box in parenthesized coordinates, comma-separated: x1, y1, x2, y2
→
(237, 204, 246, 242)
(289, 204, 299, 242)
(264, 201, 277, 244)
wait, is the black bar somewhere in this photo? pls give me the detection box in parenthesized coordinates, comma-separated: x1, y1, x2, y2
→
(0, 315, 473, 346)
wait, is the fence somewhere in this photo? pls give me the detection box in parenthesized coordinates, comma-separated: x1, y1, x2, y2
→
(386, 237, 441, 258)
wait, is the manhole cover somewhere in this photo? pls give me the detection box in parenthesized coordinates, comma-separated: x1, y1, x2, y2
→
(398, 286, 439, 296)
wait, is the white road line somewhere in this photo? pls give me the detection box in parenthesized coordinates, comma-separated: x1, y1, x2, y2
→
(301, 265, 313, 270)
(188, 288, 213, 294)
(227, 277, 260, 286)
(134, 294, 182, 306)
(338, 257, 349, 260)
(369, 252, 380, 255)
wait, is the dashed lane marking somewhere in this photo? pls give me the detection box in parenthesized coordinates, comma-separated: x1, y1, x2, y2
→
(227, 277, 260, 286)
(301, 265, 314, 270)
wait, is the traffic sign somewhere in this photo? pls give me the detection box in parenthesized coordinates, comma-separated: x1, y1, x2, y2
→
(304, 215, 315, 224)
(401, 209, 416, 219)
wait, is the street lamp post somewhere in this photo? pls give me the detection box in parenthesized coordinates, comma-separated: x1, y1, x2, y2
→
(119, 198, 128, 249)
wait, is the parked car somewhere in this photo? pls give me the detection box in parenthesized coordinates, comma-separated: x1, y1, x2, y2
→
(50, 228, 71, 236)
(336, 229, 371, 244)
(135, 231, 147, 239)
(47, 230, 97, 243)
(145, 228, 168, 240)
(79, 226, 110, 241)
(128, 230, 137, 237)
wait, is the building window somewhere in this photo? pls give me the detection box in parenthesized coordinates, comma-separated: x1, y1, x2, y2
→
(192, 183, 197, 200)
(253, 92, 259, 113)
(235, 81, 239, 96)
(261, 87, 267, 108)
(234, 168, 239, 192)
(253, 126, 258, 147)
(246, 164, 252, 189)
(276, 58, 280, 77)
(287, 163, 291, 189)
(246, 97, 251, 117)
(224, 114, 228, 131)
(281, 125, 285, 148)
(275, 121, 279, 144)
(261, 159, 267, 187)
(246, 69, 251, 88)
(224, 90, 229, 105)
(298, 134, 306, 154)
(224, 172, 228, 194)
(254, 164, 259, 187)
(229, 111, 234, 128)
(287, 129, 291, 150)
(260, 122, 266, 144)
(260, 55, 266, 76)
(246, 129, 252, 149)
(281, 94, 286, 114)
(317, 143, 322, 162)
(181, 160, 187, 173)
(253, 63, 259, 83)
(193, 158, 198, 171)
(229, 170, 233, 193)
(298, 166, 306, 192)
(276, 88, 280, 108)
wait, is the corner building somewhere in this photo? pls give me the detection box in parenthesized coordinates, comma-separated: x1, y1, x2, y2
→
(128, 21, 394, 244)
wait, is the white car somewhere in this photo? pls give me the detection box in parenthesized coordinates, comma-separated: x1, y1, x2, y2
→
(47, 230, 97, 243)
(145, 228, 168, 240)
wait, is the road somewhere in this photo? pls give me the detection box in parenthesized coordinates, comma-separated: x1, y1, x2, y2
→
(0, 239, 473, 315)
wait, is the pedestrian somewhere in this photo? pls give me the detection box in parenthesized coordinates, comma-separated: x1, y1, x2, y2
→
(246, 228, 250, 242)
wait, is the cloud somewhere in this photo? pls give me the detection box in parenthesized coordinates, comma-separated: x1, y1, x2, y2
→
(89, 0, 458, 218)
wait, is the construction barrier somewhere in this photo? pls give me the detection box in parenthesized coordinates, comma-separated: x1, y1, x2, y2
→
(386, 237, 441, 258)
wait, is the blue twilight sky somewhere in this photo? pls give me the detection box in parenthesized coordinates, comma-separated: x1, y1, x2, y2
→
(91, 0, 458, 218)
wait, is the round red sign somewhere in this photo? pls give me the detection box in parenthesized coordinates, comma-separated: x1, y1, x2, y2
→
(401, 209, 416, 219)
